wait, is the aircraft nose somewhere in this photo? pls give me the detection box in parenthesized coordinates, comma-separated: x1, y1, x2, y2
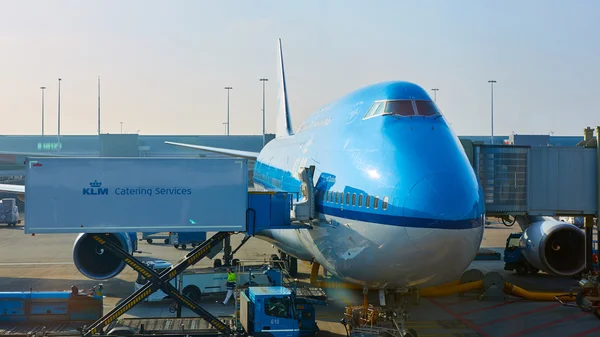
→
(402, 171, 482, 221)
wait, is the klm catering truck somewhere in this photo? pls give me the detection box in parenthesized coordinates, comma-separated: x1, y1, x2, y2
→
(23, 157, 248, 235)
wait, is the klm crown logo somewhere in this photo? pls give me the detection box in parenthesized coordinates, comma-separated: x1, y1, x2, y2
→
(83, 180, 108, 196)
(89, 180, 102, 188)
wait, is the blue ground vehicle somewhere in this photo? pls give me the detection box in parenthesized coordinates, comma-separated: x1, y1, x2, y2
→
(503, 233, 540, 276)
(240, 286, 324, 337)
(0, 288, 103, 324)
(170, 231, 206, 250)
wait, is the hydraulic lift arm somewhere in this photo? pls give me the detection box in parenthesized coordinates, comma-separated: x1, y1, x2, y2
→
(83, 232, 234, 337)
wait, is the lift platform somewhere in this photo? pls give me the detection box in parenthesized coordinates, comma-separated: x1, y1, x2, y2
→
(82, 231, 234, 336)
(20, 158, 323, 336)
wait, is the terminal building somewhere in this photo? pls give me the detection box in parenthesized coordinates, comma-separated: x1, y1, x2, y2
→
(0, 132, 588, 211)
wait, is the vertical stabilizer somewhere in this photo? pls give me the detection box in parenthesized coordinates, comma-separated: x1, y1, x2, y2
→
(276, 38, 294, 138)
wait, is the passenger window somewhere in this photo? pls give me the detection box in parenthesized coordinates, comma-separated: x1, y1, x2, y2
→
(374, 196, 379, 209)
(383, 100, 415, 116)
(352, 193, 356, 206)
(358, 194, 363, 207)
(364, 101, 382, 119)
(415, 100, 439, 116)
(346, 193, 350, 205)
(265, 297, 291, 319)
(366, 195, 370, 208)
(383, 196, 389, 210)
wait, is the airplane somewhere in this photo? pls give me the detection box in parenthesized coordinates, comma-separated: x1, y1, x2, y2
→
(164, 39, 487, 291)
(0, 40, 486, 293)
(0, 39, 584, 309)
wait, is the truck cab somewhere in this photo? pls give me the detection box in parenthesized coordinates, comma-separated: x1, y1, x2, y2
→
(240, 286, 320, 337)
(503, 232, 540, 276)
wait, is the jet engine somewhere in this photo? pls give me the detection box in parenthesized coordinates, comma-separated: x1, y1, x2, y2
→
(72, 232, 133, 280)
(520, 218, 585, 276)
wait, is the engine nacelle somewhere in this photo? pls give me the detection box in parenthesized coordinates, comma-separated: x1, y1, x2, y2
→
(72, 233, 133, 280)
(520, 219, 585, 276)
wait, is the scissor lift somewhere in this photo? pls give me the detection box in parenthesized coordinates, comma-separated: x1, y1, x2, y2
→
(82, 231, 234, 337)
(20, 156, 320, 337)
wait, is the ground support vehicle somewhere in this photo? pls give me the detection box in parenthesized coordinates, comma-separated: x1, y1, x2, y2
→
(503, 232, 540, 276)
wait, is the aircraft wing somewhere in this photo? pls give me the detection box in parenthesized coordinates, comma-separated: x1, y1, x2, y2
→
(0, 184, 24, 194)
(164, 141, 259, 160)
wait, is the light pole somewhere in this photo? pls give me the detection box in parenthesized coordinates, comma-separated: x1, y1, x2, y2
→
(260, 78, 269, 146)
(57, 78, 62, 152)
(431, 88, 439, 102)
(40, 86, 46, 136)
(97, 76, 101, 135)
(259, 78, 269, 138)
(224, 87, 232, 136)
(488, 80, 497, 145)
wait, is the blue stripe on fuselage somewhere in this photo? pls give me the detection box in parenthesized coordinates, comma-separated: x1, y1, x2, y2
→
(253, 170, 483, 230)
(316, 205, 483, 230)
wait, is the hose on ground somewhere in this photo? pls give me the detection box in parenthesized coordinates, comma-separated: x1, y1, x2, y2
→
(310, 261, 577, 302)
(420, 280, 577, 302)
(420, 280, 483, 297)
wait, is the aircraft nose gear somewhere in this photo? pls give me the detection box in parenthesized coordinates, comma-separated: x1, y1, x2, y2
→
(386, 290, 418, 337)
(342, 288, 419, 337)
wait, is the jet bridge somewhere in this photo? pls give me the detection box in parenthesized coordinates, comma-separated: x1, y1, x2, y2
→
(468, 144, 598, 217)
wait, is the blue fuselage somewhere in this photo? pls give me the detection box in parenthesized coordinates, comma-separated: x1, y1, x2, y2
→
(253, 81, 485, 289)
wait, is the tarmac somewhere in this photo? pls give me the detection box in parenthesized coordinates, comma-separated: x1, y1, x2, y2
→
(0, 219, 598, 337)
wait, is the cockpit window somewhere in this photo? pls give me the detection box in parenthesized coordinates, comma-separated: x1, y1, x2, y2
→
(363, 99, 440, 120)
(364, 101, 384, 119)
(415, 100, 440, 116)
(383, 100, 415, 116)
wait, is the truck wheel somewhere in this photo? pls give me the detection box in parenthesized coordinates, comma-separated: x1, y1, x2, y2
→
(181, 244, 187, 250)
(287, 257, 298, 277)
(164, 238, 170, 244)
(174, 244, 180, 249)
(232, 258, 240, 266)
(183, 286, 201, 302)
(146, 239, 153, 244)
(214, 259, 222, 268)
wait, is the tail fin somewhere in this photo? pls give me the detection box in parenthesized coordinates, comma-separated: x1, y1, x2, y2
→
(276, 38, 293, 138)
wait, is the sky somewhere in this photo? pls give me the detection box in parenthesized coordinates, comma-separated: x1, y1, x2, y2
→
(0, 0, 598, 136)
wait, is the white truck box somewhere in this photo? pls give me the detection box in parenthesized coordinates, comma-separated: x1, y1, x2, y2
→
(24, 157, 248, 234)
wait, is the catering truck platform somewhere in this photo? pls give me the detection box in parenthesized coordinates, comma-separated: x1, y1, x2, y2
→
(20, 157, 320, 337)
